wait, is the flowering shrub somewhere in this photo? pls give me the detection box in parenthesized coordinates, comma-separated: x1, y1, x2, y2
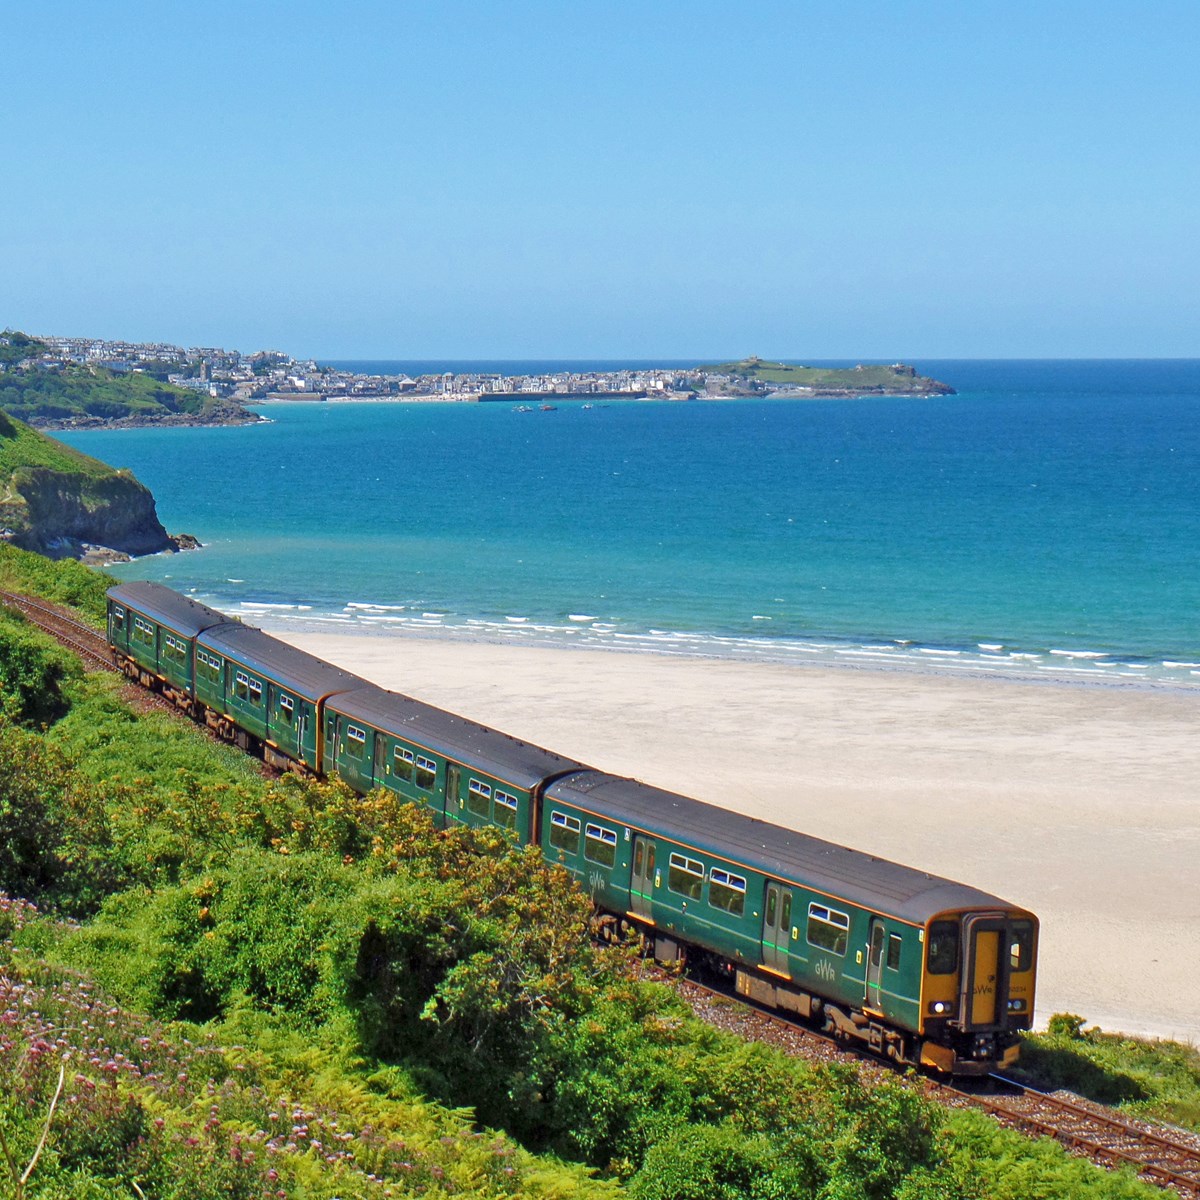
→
(0, 954, 613, 1197)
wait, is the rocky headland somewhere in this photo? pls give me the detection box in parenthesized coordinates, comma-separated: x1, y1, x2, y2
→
(0, 409, 199, 562)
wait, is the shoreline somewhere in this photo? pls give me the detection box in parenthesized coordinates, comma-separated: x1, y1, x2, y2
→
(232, 601, 1200, 695)
(264, 621, 1200, 1044)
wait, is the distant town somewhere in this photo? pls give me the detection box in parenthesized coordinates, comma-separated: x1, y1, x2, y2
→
(9, 333, 952, 407)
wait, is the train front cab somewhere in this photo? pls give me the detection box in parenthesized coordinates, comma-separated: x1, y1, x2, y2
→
(918, 908, 1037, 1075)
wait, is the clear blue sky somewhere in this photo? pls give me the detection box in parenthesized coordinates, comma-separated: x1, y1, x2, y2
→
(4, 1, 1197, 358)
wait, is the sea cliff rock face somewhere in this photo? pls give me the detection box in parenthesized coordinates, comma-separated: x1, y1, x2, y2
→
(4, 467, 172, 557)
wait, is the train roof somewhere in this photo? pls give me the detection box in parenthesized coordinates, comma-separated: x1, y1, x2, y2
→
(199, 622, 366, 700)
(329, 684, 589, 792)
(107, 581, 230, 639)
(546, 771, 1022, 926)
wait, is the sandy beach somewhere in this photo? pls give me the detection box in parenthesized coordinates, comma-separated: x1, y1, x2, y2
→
(274, 629, 1200, 1042)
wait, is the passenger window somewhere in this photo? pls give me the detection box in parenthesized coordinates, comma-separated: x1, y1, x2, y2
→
(279, 694, 295, 724)
(234, 671, 249, 700)
(806, 903, 850, 956)
(467, 778, 491, 816)
(415, 755, 436, 791)
(633, 839, 644, 875)
(667, 852, 703, 900)
(708, 868, 746, 916)
(1009, 920, 1034, 972)
(345, 725, 367, 757)
(393, 747, 415, 782)
(926, 920, 959, 975)
(585, 823, 618, 868)
(887, 933, 902, 971)
(780, 891, 791, 931)
(766, 888, 777, 926)
(549, 811, 581, 854)
(494, 790, 518, 830)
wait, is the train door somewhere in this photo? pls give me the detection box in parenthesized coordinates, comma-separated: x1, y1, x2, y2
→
(631, 836, 655, 919)
(445, 763, 461, 823)
(373, 733, 387, 789)
(960, 914, 1006, 1028)
(762, 882, 791, 974)
(865, 918, 886, 1011)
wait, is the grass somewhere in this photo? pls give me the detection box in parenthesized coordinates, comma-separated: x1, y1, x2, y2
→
(0, 410, 119, 479)
(1019, 1015, 1200, 1134)
(703, 357, 947, 390)
(0, 543, 111, 623)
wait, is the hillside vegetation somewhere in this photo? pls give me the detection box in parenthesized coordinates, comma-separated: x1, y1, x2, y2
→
(0, 413, 171, 556)
(0, 555, 1174, 1198)
(0, 331, 254, 426)
(705, 357, 955, 394)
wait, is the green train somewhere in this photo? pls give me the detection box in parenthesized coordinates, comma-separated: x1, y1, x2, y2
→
(108, 580, 1038, 1074)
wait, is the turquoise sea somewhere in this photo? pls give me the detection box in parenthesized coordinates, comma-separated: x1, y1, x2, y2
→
(59, 360, 1200, 689)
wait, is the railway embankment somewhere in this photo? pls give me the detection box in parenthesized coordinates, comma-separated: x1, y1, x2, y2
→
(0, 548, 1191, 1199)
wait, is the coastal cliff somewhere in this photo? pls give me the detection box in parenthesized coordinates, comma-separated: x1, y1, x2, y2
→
(0, 410, 185, 559)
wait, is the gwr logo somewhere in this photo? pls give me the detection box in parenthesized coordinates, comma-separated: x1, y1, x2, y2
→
(974, 984, 995, 996)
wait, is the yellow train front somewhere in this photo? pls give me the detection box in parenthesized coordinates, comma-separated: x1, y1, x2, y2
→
(917, 906, 1038, 1074)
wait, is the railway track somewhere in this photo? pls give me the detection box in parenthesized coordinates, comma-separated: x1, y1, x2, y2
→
(677, 976, 1200, 1196)
(0, 589, 273, 753)
(0, 589, 117, 671)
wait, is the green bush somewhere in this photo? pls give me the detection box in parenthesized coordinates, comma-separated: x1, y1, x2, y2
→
(0, 543, 109, 622)
(0, 611, 76, 726)
(1021, 1017, 1200, 1133)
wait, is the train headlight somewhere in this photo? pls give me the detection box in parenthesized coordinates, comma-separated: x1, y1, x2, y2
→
(1007, 999, 1026, 1012)
(928, 1001, 950, 1015)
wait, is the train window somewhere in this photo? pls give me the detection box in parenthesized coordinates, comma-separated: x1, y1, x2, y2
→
(806, 903, 850, 956)
(926, 920, 959, 975)
(163, 635, 186, 663)
(345, 725, 367, 758)
(708, 868, 747, 916)
(549, 812, 581, 854)
(585, 823, 618, 869)
(415, 755, 436, 791)
(248, 679, 263, 705)
(196, 650, 221, 683)
(1009, 920, 1034, 972)
(234, 671, 250, 700)
(133, 617, 154, 647)
(393, 746, 415, 782)
(278, 694, 295, 723)
(887, 933, 903, 971)
(111, 605, 125, 628)
(494, 790, 518, 830)
(467, 779, 491, 816)
(667, 853, 704, 900)
(781, 891, 792, 931)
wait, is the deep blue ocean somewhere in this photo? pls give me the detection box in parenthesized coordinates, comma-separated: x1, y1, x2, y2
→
(58, 360, 1200, 688)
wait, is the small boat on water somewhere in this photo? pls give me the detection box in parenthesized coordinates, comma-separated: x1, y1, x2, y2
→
(540, 403, 557, 412)
(512, 404, 534, 413)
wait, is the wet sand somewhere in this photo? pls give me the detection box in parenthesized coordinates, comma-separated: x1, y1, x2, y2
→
(274, 629, 1200, 1042)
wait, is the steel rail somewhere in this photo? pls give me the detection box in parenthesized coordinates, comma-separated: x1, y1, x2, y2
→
(676, 975, 1200, 1196)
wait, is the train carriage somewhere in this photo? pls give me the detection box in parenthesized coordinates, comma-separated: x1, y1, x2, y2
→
(196, 623, 366, 771)
(324, 684, 587, 840)
(107, 582, 229, 709)
(104, 582, 1040, 1075)
(544, 771, 1036, 1073)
